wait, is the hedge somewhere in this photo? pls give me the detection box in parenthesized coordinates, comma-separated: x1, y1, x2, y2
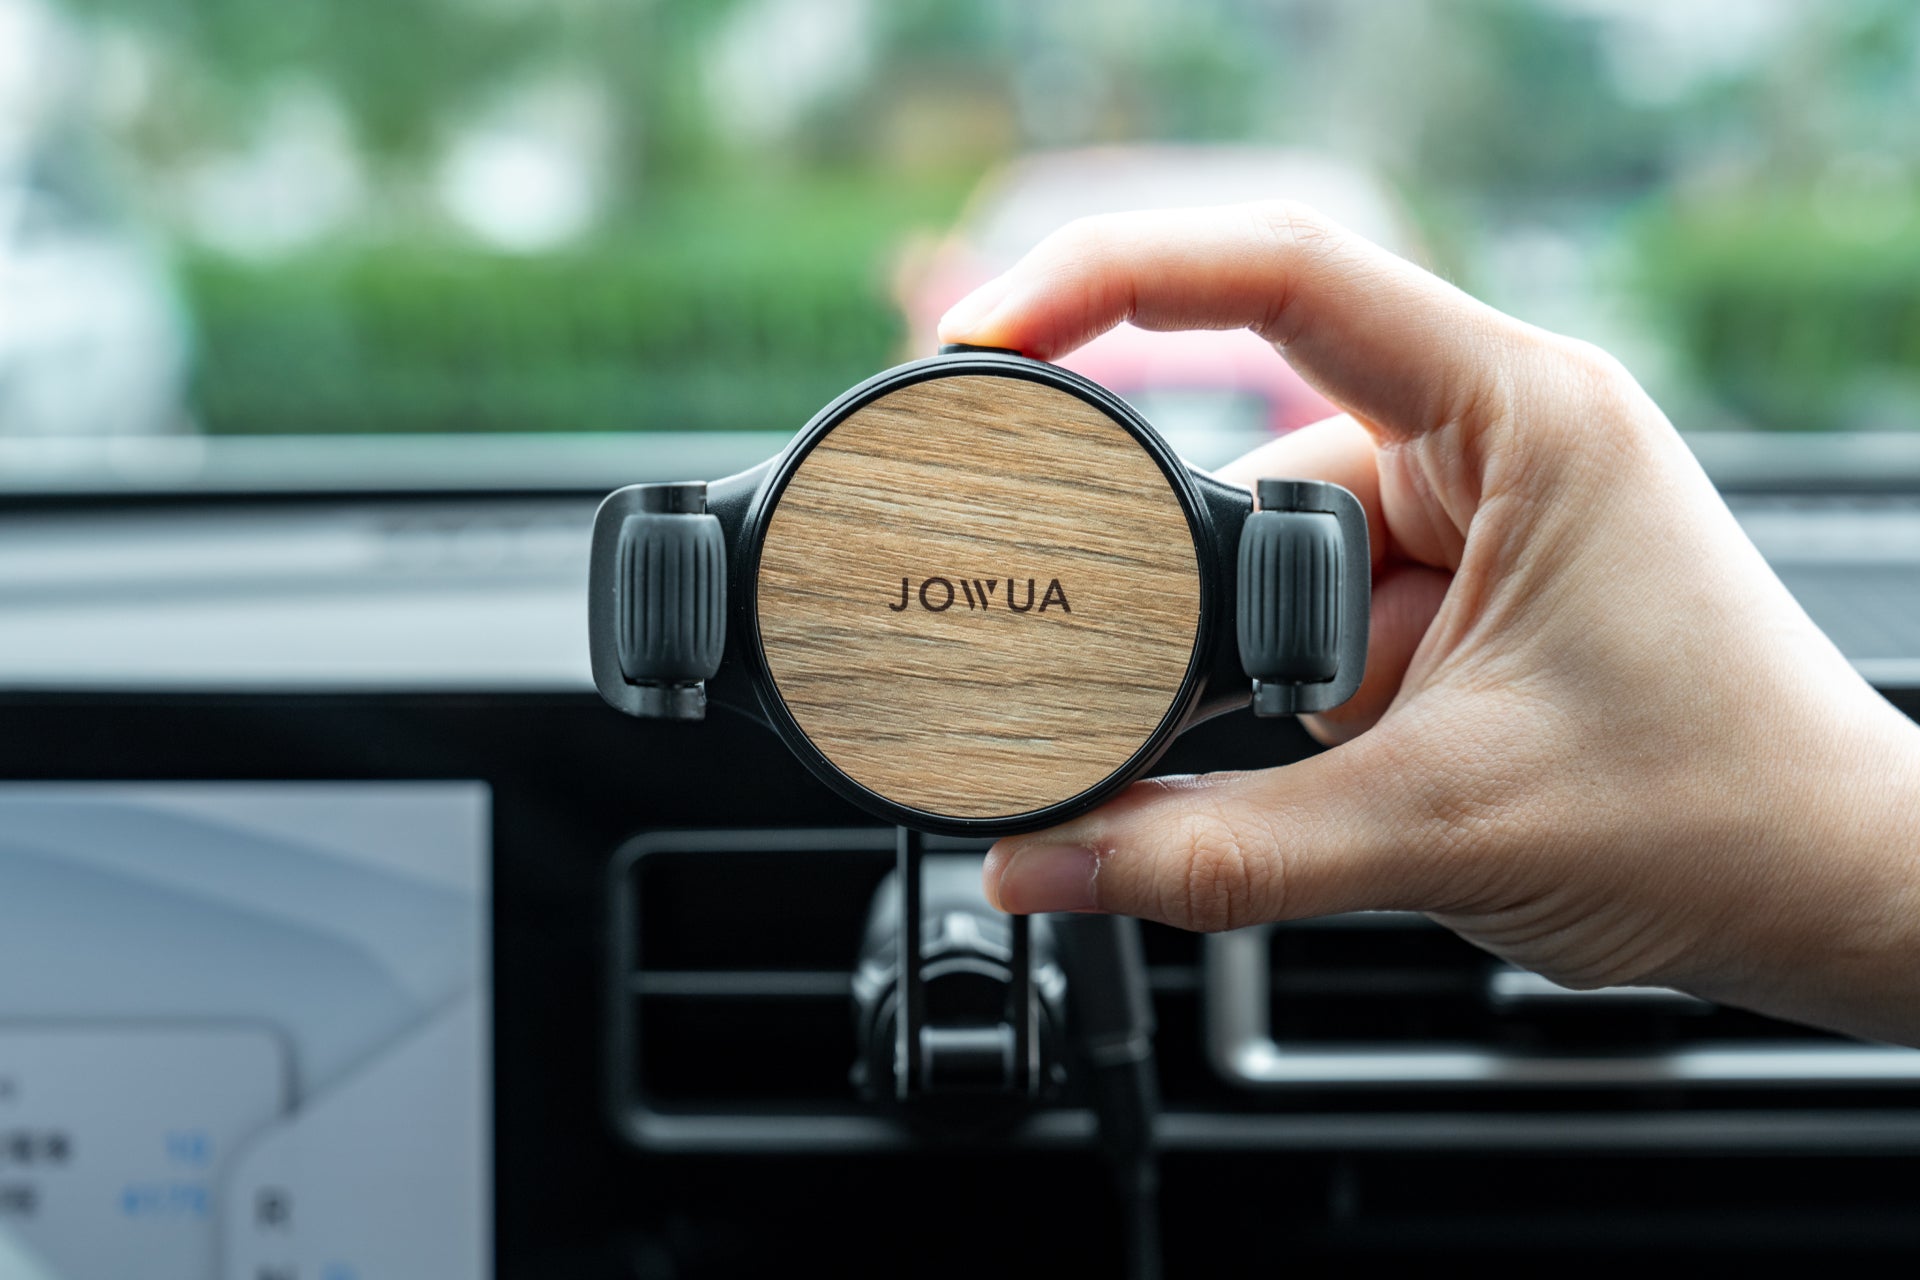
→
(1635, 199, 1920, 432)
(179, 171, 977, 435)
(182, 231, 908, 435)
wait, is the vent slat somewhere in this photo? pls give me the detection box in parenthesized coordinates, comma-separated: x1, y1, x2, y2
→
(609, 833, 1920, 1158)
(632, 970, 853, 998)
(1205, 923, 1920, 1092)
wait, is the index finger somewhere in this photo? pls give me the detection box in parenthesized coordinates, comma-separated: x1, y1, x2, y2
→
(936, 201, 1522, 444)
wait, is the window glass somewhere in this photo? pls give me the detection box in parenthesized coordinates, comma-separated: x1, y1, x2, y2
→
(1, 0, 1914, 461)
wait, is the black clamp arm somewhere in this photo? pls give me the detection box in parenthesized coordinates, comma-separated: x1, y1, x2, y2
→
(1235, 477, 1371, 717)
(589, 481, 727, 721)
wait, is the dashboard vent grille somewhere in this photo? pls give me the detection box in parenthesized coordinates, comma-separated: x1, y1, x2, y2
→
(609, 828, 1110, 1153)
(609, 836, 1920, 1154)
(1205, 914, 1920, 1102)
(609, 829, 893, 1149)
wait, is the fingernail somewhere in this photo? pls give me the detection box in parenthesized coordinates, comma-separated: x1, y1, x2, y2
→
(937, 275, 1013, 343)
(989, 843, 1099, 914)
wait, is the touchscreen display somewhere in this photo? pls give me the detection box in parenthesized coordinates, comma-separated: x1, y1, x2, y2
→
(0, 783, 490, 1280)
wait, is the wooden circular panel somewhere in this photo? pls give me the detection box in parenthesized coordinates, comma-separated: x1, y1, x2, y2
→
(756, 374, 1202, 821)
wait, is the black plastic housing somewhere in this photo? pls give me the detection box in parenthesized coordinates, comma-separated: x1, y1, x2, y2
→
(591, 481, 725, 721)
(1237, 478, 1370, 717)
(588, 350, 1369, 836)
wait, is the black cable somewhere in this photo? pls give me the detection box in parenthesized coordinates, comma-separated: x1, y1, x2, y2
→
(1123, 1154, 1161, 1280)
(1051, 913, 1162, 1280)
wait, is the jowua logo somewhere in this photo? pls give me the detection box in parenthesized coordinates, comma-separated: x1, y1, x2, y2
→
(888, 576, 1071, 614)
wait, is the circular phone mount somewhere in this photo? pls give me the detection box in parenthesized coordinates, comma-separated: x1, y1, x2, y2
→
(589, 348, 1369, 838)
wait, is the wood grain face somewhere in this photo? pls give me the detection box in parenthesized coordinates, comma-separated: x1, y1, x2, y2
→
(756, 374, 1202, 821)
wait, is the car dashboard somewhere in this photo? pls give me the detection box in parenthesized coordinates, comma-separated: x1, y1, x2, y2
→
(2, 469, 1919, 1276)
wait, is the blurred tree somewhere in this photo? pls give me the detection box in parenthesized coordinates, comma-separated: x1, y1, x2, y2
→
(69, 0, 655, 189)
(41, 0, 1920, 435)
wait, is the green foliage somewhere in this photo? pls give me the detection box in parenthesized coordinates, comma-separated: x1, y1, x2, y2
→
(1410, 0, 1667, 200)
(71, 0, 650, 160)
(1636, 200, 1920, 431)
(70, 0, 1920, 439)
(1132, 28, 1265, 141)
(184, 177, 967, 435)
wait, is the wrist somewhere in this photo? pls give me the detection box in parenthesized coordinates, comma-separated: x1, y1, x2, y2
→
(1698, 697, 1920, 1044)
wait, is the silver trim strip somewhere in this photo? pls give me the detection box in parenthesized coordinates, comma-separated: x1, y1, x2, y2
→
(1856, 658, 1920, 689)
(1206, 925, 1920, 1089)
(6, 428, 1918, 497)
(618, 1106, 1920, 1155)
(1486, 967, 1708, 1009)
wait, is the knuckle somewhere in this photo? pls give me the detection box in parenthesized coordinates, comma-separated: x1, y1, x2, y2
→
(1040, 213, 1127, 267)
(1160, 805, 1274, 933)
(1372, 721, 1518, 908)
(1249, 198, 1336, 251)
(1554, 336, 1638, 403)
(1541, 337, 1653, 438)
(1501, 333, 1658, 467)
(1245, 200, 1338, 344)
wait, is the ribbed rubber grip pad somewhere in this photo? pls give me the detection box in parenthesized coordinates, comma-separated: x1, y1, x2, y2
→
(615, 511, 726, 684)
(1237, 509, 1342, 684)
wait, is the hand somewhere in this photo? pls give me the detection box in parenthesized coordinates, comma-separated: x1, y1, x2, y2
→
(940, 203, 1920, 1045)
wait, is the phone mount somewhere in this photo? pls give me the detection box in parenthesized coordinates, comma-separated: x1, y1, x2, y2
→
(591, 348, 1366, 1266)
(851, 829, 1060, 1112)
(588, 345, 1370, 838)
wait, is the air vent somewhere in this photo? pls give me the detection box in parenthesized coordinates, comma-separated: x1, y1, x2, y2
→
(609, 829, 886, 1150)
(610, 839, 1920, 1156)
(607, 828, 1108, 1153)
(1205, 915, 1920, 1098)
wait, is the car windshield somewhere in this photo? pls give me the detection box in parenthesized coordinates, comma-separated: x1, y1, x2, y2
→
(1, 0, 1915, 489)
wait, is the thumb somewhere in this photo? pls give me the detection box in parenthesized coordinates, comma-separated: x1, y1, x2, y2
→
(983, 743, 1439, 930)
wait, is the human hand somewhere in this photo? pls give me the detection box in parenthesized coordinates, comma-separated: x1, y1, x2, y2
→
(941, 203, 1920, 1044)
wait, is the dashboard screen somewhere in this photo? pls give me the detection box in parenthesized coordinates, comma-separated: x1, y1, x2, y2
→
(0, 783, 491, 1280)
